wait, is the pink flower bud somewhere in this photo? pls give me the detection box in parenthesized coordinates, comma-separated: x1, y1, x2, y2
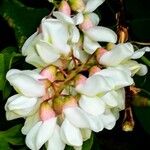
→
(59, 0, 71, 16)
(40, 102, 55, 121)
(75, 74, 87, 86)
(89, 66, 101, 76)
(63, 96, 78, 109)
(79, 15, 94, 31)
(96, 48, 107, 61)
(40, 66, 57, 82)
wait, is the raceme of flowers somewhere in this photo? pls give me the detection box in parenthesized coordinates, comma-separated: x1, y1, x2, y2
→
(5, 0, 150, 150)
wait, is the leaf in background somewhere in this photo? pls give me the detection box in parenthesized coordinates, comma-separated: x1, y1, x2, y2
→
(0, 0, 49, 48)
(0, 124, 24, 149)
(0, 47, 21, 99)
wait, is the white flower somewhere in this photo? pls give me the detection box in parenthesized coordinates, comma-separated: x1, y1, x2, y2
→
(98, 43, 150, 76)
(22, 18, 70, 68)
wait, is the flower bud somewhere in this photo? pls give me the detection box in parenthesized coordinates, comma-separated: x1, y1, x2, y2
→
(40, 65, 57, 82)
(89, 66, 101, 76)
(68, 0, 85, 12)
(40, 102, 55, 121)
(63, 96, 77, 109)
(75, 74, 87, 86)
(96, 48, 107, 61)
(59, 0, 71, 16)
(106, 43, 115, 50)
(79, 15, 94, 31)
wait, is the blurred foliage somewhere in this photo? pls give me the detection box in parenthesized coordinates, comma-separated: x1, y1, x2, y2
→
(0, 0, 150, 149)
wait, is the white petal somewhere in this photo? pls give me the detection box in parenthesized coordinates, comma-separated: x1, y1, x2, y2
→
(131, 47, 150, 59)
(71, 26, 80, 43)
(8, 95, 37, 110)
(85, 26, 117, 43)
(6, 111, 21, 120)
(76, 74, 111, 96)
(47, 125, 65, 150)
(83, 35, 100, 54)
(63, 107, 90, 128)
(79, 95, 105, 116)
(99, 43, 134, 66)
(25, 50, 47, 68)
(60, 119, 83, 146)
(6, 70, 45, 97)
(84, 0, 105, 13)
(36, 41, 60, 64)
(22, 32, 38, 56)
(80, 128, 91, 141)
(53, 11, 74, 24)
(73, 13, 84, 25)
(137, 64, 148, 76)
(22, 112, 39, 135)
(101, 111, 116, 130)
(87, 115, 104, 132)
(36, 118, 57, 149)
(42, 18, 70, 54)
(25, 121, 42, 150)
(98, 68, 134, 89)
(88, 13, 100, 26)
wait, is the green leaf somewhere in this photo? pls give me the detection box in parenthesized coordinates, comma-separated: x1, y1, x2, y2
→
(0, 47, 21, 99)
(0, 0, 49, 48)
(0, 124, 24, 149)
(134, 106, 150, 134)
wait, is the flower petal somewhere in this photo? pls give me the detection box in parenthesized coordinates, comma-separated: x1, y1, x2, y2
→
(71, 26, 80, 43)
(99, 43, 134, 66)
(101, 110, 116, 130)
(79, 95, 105, 116)
(6, 70, 45, 97)
(85, 26, 117, 43)
(47, 125, 65, 150)
(80, 128, 91, 141)
(88, 13, 100, 26)
(25, 121, 42, 150)
(131, 47, 150, 59)
(22, 112, 40, 135)
(84, 0, 105, 13)
(76, 74, 111, 96)
(73, 12, 84, 25)
(36, 118, 57, 149)
(83, 35, 100, 54)
(137, 64, 148, 76)
(36, 41, 60, 64)
(60, 119, 83, 146)
(53, 11, 74, 24)
(63, 107, 90, 128)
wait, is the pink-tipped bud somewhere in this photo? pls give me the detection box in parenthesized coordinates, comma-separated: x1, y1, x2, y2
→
(59, 0, 71, 16)
(40, 66, 57, 82)
(75, 74, 87, 86)
(40, 102, 55, 121)
(96, 48, 107, 61)
(68, 0, 85, 12)
(79, 15, 94, 31)
(63, 96, 78, 109)
(89, 66, 101, 76)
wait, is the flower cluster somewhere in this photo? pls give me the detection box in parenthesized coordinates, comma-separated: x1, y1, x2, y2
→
(5, 0, 149, 150)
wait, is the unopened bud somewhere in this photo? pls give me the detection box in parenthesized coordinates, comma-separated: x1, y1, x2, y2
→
(79, 15, 94, 31)
(63, 96, 77, 109)
(75, 74, 87, 86)
(117, 26, 128, 43)
(89, 66, 101, 76)
(68, 0, 85, 12)
(122, 121, 134, 132)
(59, 0, 71, 16)
(40, 102, 55, 121)
(96, 48, 107, 61)
(40, 65, 57, 82)
(106, 43, 115, 50)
